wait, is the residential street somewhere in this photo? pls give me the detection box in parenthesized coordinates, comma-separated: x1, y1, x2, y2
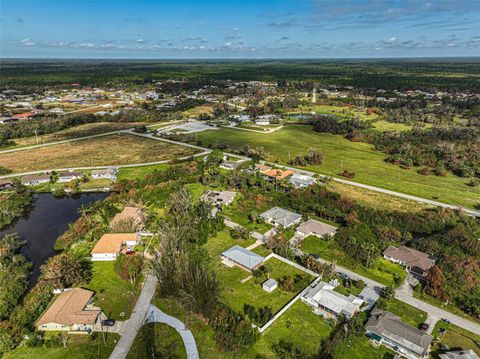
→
(109, 274, 158, 359)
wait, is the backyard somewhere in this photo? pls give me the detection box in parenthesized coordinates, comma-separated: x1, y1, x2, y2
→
(431, 322, 480, 357)
(194, 125, 480, 208)
(0, 133, 198, 173)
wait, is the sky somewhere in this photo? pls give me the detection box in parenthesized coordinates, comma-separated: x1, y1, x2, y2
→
(1, 0, 479, 59)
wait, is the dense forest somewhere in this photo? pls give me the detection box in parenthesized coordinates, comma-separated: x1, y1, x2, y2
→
(1, 59, 480, 92)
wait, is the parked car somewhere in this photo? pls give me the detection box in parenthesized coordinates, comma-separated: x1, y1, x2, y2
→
(442, 318, 452, 324)
(101, 319, 116, 326)
(420, 323, 429, 331)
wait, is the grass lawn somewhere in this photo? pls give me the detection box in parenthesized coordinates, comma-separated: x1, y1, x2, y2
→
(215, 256, 314, 318)
(248, 301, 333, 358)
(85, 261, 141, 320)
(205, 229, 256, 258)
(182, 104, 214, 117)
(5, 333, 119, 359)
(333, 335, 395, 359)
(126, 323, 187, 359)
(299, 236, 406, 287)
(1, 134, 198, 174)
(431, 322, 480, 357)
(6, 122, 145, 149)
(194, 125, 479, 209)
(117, 163, 170, 180)
(373, 120, 412, 132)
(79, 178, 112, 190)
(384, 299, 427, 328)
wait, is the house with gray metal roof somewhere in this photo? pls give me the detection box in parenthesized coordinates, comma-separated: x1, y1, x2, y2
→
(289, 173, 316, 188)
(221, 245, 265, 272)
(365, 309, 432, 359)
(260, 206, 302, 228)
(439, 350, 479, 359)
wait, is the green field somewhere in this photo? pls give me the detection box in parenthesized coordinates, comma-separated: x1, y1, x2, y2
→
(431, 322, 480, 357)
(85, 261, 141, 320)
(5, 333, 119, 359)
(194, 125, 480, 208)
(299, 236, 406, 287)
(127, 323, 187, 359)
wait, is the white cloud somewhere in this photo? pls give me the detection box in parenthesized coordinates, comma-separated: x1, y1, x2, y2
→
(19, 38, 36, 46)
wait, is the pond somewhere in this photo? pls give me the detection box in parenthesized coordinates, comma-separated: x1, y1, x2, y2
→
(0, 192, 108, 286)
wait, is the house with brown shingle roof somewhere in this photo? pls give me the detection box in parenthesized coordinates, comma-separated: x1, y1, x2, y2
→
(35, 288, 101, 333)
(0, 179, 13, 190)
(21, 173, 50, 186)
(91, 233, 138, 261)
(296, 219, 337, 238)
(383, 246, 434, 278)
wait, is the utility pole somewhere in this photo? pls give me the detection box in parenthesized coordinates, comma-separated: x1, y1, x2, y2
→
(35, 129, 39, 144)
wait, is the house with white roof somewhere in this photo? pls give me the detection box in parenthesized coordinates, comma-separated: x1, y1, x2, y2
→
(260, 207, 302, 228)
(91, 168, 118, 180)
(221, 245, 265, 272)
(301, 281, 364, 320)
(289, 173, 316, 188)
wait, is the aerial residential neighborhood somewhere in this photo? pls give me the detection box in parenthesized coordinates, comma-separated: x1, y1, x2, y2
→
(1, 1, 480, 359)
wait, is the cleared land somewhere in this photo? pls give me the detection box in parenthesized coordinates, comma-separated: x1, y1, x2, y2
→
(194, 125, 480, 208)
(7, 122, 146, 148)
(0, 133, 198, 173)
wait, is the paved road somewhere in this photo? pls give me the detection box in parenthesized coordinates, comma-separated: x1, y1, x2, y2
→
(109, 274, 158, 359)
(395, 290, 480, 335)
(145, 305, 199, 359)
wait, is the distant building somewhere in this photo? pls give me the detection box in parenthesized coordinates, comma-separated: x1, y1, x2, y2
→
(288, 173, 316, 188)
(110, 206, 145, 231)
(260, 206, 302, 228)
(200, 190, 236, 207)
(296, 219, 337, 238)
(263, 169, 296, 182)
(35, 288, 101, 333)
(21, 173, 50, 186)
(383, 246, 434, 278)
(263, 278, 278, 293)
(91, 168, 117, 180)
(365, 309, 432, 359)
(254, 163, 272, 172)
(301, 281, 364, 320)
(439, 350, 479, 359)
(58, 171, 82, 183)
(220, 160, 245, 170)
(221, 245, 265, 272)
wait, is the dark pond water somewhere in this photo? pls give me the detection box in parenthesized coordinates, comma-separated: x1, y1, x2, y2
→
(0, 192, 108, 286)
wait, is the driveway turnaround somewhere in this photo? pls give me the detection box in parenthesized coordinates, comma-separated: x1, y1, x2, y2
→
(109, 274, 158, 359)
(145, 305, 199, 359)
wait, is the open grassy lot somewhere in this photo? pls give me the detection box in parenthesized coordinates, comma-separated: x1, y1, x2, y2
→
(333, 335, 394, 359)
(299, 236, 406, 287)
(117, 163, 170, 180)
(431, 322, 480, 357)
(85, 261, 141, 320)
(79, 178, 112, 190)
(194, 125, 479, 208)
(182, 104, 214, 117)
(250, 301, 333, 358)
(127, 323, 187, 359)
(216, 256, 314, 317)
(373, 120, 412, 132)
(1, 134, 198, 174)
(206, 229, 257, 258)
(5, 333, 119, 359)
(8, 122, 145, 148)
(384, 299, 427, 328)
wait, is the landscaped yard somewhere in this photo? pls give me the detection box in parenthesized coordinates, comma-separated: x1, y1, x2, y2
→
(5, 333, 119, 359)
(79, 178, 112, 190)
(1, 133, 198, 174)
(333, 335, 395, 359)
(215, 255, 314, 317)
(206, 229, 257, 258)
(194, 125, 480, 208)
(431, 322, 480, 357)
(299, 236, 406, 287)
(384, 299, 427, 328)
(85, 261, 141, 320)
(127, 323, 187, 359)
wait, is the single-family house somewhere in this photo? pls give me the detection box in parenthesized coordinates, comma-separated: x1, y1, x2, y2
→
(296, 219, 337, 238)
(200, 190, 236, 207)
(58, 171, 82, 183)
(358, 287, 380, 310)
(263, 169, 296, 182)
(383, 246, 434, 278)
(365, 309, 432, 359)
(439, 350, 479, 359)
(110, 206, 145, 231)
(254, 163, 272, 172)
(289, 173, 316, 188)
(21, 173, 50, 186)
(263, 278, 278, 293)
(221, 245, 265, 272)
(301, 281, 364, 320)
(35, 288, 101, 333)
(91, 168, 117, 180)
(220, 160, 245, 170)
(260, 206, 302, 228)
(0, 179, 13, 190)
(91, 233, 138, 261)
